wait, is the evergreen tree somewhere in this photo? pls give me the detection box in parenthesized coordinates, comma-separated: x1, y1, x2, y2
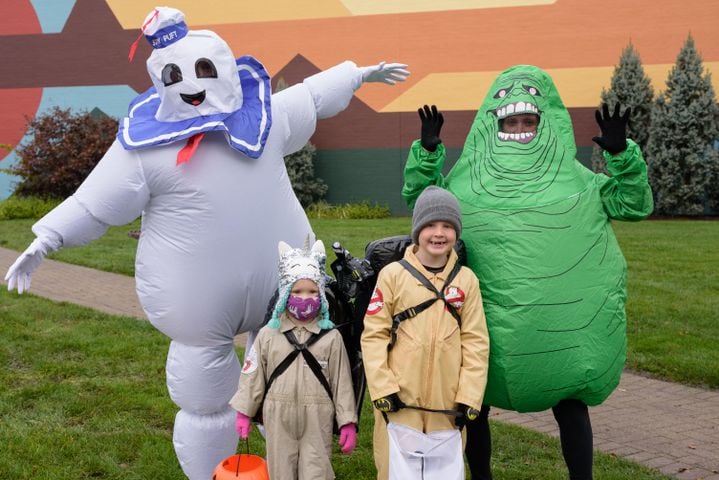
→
(274, 78, 328, 207)
(646, 35, 719, 215)
(591, 42, 654, 174)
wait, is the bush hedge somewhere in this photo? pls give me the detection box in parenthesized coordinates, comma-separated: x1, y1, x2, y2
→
(0, 196, 392, 221)
(10, 107, 117, 199)
(305, 201, 391, 219)
(0, 196, 62, 220)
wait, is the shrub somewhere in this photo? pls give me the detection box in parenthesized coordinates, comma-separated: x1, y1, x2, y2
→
(0, 196, 62, 220)
(11, 107, 118, 199)
(306, 201, 391, 219)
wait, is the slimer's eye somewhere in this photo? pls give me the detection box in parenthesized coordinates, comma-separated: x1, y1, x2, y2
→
(195, 58, 218, 79)
(493, 88, 509, 99)
(523, 84, 541, 96)
(161, 64, 183, 86)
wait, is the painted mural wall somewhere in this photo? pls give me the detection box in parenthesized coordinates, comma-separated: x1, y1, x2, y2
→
(1, 0, 718, 213)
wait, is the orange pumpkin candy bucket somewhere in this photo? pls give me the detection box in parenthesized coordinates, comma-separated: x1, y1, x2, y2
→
(212, 440, 268, 480)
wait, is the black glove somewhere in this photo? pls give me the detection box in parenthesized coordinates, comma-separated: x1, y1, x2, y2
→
(455, 404, 481, 429)
(418, 104, 444, 152)
(373, 393, 405, 413)
(592, 103, 630, 155)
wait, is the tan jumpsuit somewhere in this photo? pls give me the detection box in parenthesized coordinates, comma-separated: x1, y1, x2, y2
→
(361, 247, 490, 479)
(230, 314, 357, 480)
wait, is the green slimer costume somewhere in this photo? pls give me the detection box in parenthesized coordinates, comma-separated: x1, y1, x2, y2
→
(402, 65, 653, 413)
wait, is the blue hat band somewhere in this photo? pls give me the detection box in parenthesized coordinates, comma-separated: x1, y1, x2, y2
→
(146, 22, 188, 49)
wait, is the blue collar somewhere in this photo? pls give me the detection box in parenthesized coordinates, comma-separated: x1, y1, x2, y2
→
(118, 55, 272, 159)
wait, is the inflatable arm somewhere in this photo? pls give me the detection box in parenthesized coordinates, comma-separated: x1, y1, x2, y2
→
(270, 61, 363, 157)
(34, 140, 149, 239)
(303, 60, 408, 120)
(595, 139, 654, 221)
(303, 61, 363, 120)
(5, 141, 150, 293)
(274, 60, 408, 157)
(402, 140, 448, 209)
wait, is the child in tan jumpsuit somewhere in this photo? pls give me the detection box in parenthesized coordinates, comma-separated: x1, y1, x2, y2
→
(361, 186, 490, 479)
(230, 239, 357, 480)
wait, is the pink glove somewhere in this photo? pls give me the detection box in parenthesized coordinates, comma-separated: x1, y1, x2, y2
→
(235, 412, 252, 439)
(338, 423, 357, 454)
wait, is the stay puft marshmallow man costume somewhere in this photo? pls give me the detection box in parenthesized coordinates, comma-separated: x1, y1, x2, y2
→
(4, 7, 408, 479)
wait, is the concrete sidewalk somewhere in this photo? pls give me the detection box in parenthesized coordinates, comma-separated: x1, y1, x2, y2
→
(1, 246, 717, 479)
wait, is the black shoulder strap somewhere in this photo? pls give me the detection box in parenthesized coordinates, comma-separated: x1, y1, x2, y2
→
(388, 259, 463, 350)
(262, 329, 330, 403)
(399, 259, 463, 298)
(283, 330, 334, 402)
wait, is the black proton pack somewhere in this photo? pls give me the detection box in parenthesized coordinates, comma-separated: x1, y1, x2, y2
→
(255, 235, 466, 430)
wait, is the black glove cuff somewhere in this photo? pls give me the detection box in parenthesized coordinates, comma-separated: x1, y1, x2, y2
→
(421, 139, 440, 152)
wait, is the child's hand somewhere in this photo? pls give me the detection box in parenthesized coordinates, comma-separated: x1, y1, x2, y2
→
(455, 404, 481, 429)
(373, 393, 404, 413)
(235, 411, 252, 439)
(338, 423, 357, 454)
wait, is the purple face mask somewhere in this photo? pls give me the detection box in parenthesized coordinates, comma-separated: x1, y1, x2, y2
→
(286, 295, 322, 322)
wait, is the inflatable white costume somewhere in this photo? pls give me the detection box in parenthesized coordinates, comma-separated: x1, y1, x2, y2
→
(4, 7, 408, 479)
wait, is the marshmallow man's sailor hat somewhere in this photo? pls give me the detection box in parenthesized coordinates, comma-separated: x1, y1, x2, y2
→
(118, 7, 272, 160)
(141, 7, 188, 50)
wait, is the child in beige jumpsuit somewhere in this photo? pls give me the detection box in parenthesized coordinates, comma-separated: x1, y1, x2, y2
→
(361, 186, 490, 479)
(230, 239, 357, 480)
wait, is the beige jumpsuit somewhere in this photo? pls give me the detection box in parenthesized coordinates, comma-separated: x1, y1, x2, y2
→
(361, 247, 490, 479)
(230, 314, 357, 480)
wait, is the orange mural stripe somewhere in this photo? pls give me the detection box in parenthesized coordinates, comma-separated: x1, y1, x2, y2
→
(384, 63, 719, 111)
(201, 0, 718, 111)
(104, 0, 718, 112)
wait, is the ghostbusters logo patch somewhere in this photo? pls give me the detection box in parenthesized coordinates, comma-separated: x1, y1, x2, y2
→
(444, 286, 465, 310)
(241, 345, 258, 375)
(366, 287, 384, 315)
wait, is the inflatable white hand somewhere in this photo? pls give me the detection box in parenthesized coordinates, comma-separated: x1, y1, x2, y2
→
(5, 237, 58, 294)
(360, 62, 410, 85)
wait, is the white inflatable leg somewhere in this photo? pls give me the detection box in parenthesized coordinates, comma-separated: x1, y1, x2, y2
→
(174, 407, 238, 480)
(166, 341, 241, 479)
(166, 341, 240, 413)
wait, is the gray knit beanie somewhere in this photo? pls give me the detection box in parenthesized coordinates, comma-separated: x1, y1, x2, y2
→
(411, 186, 462, 244)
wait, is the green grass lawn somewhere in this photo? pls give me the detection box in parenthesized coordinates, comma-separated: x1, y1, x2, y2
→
(612, 220, 719, 388)
(1, 217, 717, 388)
(0, 291, 673, 479)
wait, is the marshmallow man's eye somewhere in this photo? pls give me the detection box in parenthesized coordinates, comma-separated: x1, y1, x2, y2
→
(523, 84, 541, 96)
(161, 63, 183, 86)
(195, 58, 218, 79)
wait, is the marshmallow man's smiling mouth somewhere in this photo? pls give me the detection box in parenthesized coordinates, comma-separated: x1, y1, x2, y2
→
(180, 90, 206, 106)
